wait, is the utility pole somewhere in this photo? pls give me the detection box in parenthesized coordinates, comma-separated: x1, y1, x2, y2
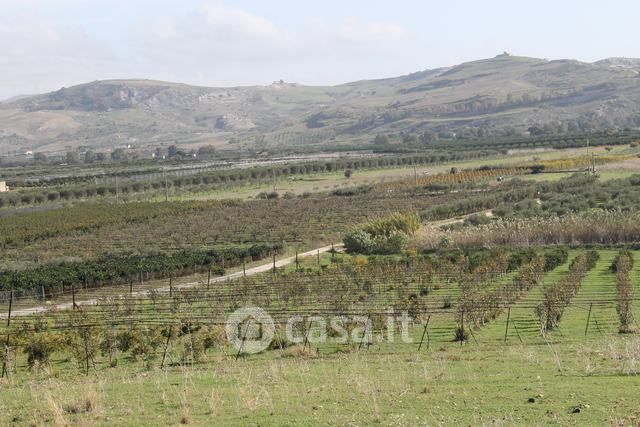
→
(115, 176, 119, 203)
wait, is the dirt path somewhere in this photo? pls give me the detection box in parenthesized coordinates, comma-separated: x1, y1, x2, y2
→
(0, 244, 343, 319)
(427, 209, 493, 228)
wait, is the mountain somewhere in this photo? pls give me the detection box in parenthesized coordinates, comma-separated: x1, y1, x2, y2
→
(2, 54, 640, 154)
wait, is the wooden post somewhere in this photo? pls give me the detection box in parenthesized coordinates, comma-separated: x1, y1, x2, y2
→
(41, 285, 46, 302)
(129, 278, 133, 297)
(418, 315, 431, 351)
(504, 307, 511, 343)
(512, 321, 523, 343)
(331, 243, 335, 260)
(584, 302, 593, 336)
(236, 323, 248, 360)
(460, 311, 464, 347)
(295, 250, 299, 270)
(72, 285, 76, 310)
(317, 249, 320, 265)
(6, 289, 13, 327)
(169, 274, 173, 298)
(160, 328, 173, 369)
(272, 253, 276, 274)
(303, 319, 313, 351)
(207, 267, 211, 287)
(243, 262, 246, 278)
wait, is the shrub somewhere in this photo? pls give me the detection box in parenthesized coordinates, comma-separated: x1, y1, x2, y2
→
(23, 333, 59, 369)
(343, 229, 374, 254)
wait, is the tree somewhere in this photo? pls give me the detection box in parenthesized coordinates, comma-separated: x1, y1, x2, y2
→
(84, 150, 97, 163)
(96, 152, 107, 162)
(33, 152, 48, 163)
(66, 151, 80, 164)
(110, 148, 127, 161)
(420, 131, 438, 144)
(198, 145, 216, 158)
(344, 169, 353, 179)
(402, 134, 418, 144)
(373, 134, 389, 145)
(167, 145, 179, 157)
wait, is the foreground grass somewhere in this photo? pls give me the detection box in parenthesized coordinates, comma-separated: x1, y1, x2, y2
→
(1, 336, 639, 426)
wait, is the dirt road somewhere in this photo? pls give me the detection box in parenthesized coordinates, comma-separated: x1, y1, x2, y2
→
(0, 244, 343, 319)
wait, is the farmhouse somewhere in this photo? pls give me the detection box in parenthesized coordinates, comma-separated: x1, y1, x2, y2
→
(0, 181, 7, 192)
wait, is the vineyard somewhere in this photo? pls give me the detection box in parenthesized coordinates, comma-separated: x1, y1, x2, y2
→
(2, 248, 638, 368)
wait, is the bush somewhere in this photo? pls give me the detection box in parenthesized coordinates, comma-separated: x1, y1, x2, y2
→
(343, 229, 374, 254)
(371, 232, 409, 255)
(543, 247, 569, 271)
(24, 334, 59, 369)
(464, 214, 491, 226)
(453, 326, 468, 342)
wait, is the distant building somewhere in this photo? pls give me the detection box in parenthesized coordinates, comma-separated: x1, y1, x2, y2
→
(0, 181, 7, 192)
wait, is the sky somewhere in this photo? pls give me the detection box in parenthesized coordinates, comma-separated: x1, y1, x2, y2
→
(1, 0, 639, 100)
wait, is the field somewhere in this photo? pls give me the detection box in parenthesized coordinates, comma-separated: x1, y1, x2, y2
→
(2, 144, 640, 426)
(1, 248, 640, 425)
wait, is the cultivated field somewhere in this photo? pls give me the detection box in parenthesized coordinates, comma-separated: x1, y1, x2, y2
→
(2, 144, 640, 426)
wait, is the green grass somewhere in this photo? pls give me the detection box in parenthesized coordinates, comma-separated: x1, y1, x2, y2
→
(1, 335, 639, 425)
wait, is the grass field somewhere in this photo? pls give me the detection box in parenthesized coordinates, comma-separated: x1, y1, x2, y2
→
(1, 337, 639, 426)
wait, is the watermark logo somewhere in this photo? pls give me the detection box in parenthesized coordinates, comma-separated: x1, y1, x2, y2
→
(226, 307, 414, 353)
(225, 306, 275, 354)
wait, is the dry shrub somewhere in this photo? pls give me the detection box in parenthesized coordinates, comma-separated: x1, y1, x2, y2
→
(84, 383, 101, 415)
(418, 211, 640, 249)
(207, 389, 222, 417)
(179, 392, 191, 425)
(45, 392, 67, 427)
(281, 345, 317, 358)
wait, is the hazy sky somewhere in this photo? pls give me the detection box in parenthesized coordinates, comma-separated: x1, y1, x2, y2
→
(1, 0, 638, 99)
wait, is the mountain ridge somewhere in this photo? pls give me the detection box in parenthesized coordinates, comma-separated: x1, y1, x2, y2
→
(2, 54, 640, 154)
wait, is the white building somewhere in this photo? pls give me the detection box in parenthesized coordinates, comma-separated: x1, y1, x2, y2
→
(0, 181, 7, 192)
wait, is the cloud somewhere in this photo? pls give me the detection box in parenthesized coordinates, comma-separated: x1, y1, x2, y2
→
(0, 12, 127, 99)
(200, 2, 289, 41)
(0, 0, 415, 98)
(134, 1, 413, 85)
(336, 19, 411, 43)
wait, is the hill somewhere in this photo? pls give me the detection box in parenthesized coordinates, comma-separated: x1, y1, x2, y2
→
(2, 54, 640, 154)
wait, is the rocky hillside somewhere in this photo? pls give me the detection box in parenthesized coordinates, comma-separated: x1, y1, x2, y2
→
(2, 54, 640, 153)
